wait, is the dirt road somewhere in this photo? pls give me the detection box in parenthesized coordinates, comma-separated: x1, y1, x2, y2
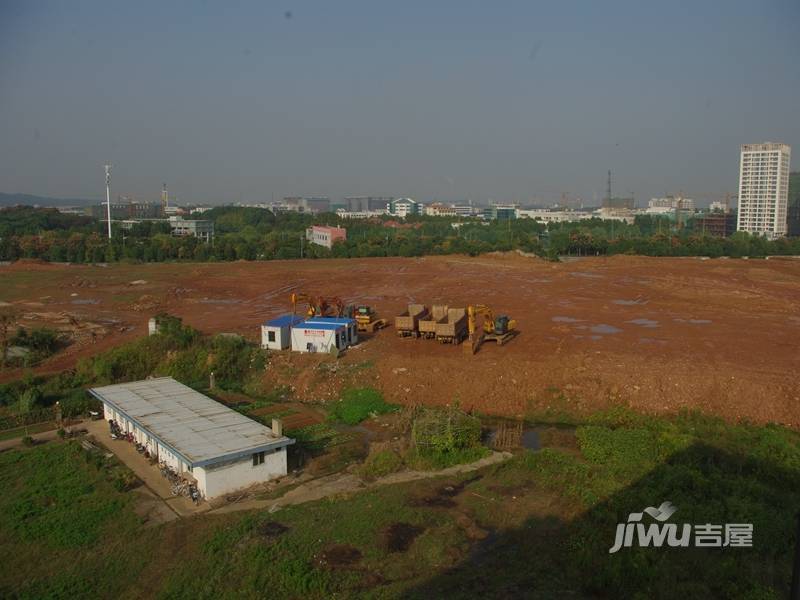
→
(2, 254, 799, 426)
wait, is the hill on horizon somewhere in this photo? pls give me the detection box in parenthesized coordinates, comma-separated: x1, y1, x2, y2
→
(0, 192, 98, 208)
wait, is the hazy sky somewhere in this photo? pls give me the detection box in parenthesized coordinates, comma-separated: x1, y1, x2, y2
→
(1, 1, 798, 206)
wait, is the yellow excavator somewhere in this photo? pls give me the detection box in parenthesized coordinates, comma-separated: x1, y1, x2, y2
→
(465, 304, 517, 354)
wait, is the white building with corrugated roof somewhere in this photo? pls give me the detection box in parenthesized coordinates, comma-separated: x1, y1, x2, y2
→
(89, 377, 294, 499)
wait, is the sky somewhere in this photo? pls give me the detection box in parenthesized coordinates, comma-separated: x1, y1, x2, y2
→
(1, 0, 798, 207)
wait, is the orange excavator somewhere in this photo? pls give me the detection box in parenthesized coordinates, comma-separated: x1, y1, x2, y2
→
(290, 292, 346, 318)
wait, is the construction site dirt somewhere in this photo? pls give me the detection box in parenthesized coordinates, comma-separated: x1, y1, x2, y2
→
(2, 254, 799, 427)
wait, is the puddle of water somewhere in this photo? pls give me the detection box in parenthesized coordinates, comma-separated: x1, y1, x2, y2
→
(71, 299, 100, 305)
(590, 335, 603, 340)
(613, 299, 648, 306)
(639, 337, 667, 345)
(590, 324, 621, 334)
(482, 419, 576, 452)
(552, 316, 582, 323)
(626, 318, 659, 328)
(570, 272, 604, 279)
(674, 318, 712, 324)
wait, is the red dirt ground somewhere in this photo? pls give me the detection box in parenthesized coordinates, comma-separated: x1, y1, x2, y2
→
(2, 254, 799, 427)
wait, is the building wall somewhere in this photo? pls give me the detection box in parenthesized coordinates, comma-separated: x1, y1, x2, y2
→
(291, 326, 344, 353)
(737, 143, 791, 238)
(261, 324, 291, 350)
(194, 448, 287, 499)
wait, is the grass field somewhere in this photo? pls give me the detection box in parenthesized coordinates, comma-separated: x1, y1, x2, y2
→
(0, 409, 798, 598)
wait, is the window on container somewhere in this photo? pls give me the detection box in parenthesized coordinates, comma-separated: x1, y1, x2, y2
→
(253, 451, 265, 466)
(268, 331, 276, 342)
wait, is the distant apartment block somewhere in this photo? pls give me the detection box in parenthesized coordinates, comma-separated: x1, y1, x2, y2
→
(345, 196, 393, 212)
(647, 197, 695, 212)
(452, 205, 475, 217)
(169, 216, 214, 242)
(386, 198, 422, 218)
(737, 143, 791, 238)
(283, 197, 331, 214)
(306, 225, 347, 249)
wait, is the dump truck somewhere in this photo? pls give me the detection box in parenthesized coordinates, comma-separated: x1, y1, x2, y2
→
(418, 304, 449, 339)
(434, 307, 467, 344)
(395, 304, 428, 337)
(354, 305, 388, 333)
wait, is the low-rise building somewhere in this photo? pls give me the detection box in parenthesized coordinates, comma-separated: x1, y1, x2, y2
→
(516, 208, 593, 223)
(261, 314, 305, 350)
(425, 203, 458, 217)
(387, 198, 422, 218)
(169, 216, 214, 242)
(336, 209, 385, 219)
(483, 205, 517, 221)
(306, 225, 347, 249)
(284, 197, 331, 214)
(290, 317, 358, 354)
(89, 377, 294, 499)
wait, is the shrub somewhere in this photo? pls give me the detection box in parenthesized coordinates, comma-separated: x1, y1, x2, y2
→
(328, 387, 397, 425)
(410, 407, 489, 469)
(21, 436, 34, 447)
(56, 429, 66, 439)
(358, 448, 403, 481)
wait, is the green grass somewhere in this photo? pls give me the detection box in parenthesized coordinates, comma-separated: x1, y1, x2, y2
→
(0, 421, 56, 441)
(327, 387, 398, 425)
(1, 407, 798, 598)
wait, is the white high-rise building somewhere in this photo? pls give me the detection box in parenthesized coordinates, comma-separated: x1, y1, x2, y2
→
(737, 143, 791, 238)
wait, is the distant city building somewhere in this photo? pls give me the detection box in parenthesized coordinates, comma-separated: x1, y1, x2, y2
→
(169, 216, 214, 242)
(648, 197, 696, 211)
(306, 225, 347, 249)
(708, 201, 728, 213)
(594, 207, 636, 224)
(602, 197, 635, 210)
(483, 205, 517, 221)
(786, 172, 800, 237)
(425, 203, 458, 217)
(694, 213, 737, 237)
(452, 205, 475, 217)
(90, 200, 161, 221)
(345, 196, 393, 212)
(335, 209, 384, 219)
(737, 142, 791, 238)
(516, 208, 593, 223)
(283, 197, 331, 214)
(386, 198, 422, 218)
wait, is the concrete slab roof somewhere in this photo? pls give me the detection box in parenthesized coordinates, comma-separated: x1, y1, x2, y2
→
(89, 377, 293, 467)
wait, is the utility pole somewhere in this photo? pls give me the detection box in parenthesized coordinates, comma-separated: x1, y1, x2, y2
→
(104, 164, 112, 239)
(299, 232, 304, 258)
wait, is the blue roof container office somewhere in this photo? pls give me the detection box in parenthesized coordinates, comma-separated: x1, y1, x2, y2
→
(261, 314, 305, 350)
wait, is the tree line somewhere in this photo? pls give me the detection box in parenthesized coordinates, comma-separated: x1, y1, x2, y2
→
(1, 205, 799, 263)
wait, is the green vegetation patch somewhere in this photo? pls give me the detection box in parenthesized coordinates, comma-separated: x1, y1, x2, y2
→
(328, 387, 397, 425)
(0, 443, 129, 548)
